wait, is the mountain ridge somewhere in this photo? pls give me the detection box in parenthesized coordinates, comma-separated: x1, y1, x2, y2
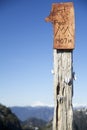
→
(10, 106, 54, 122)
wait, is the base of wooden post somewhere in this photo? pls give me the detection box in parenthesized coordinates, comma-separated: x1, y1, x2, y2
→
(53, 50, 73, 130)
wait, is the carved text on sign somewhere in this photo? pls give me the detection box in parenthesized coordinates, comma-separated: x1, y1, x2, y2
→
(46, 2, 75, 49)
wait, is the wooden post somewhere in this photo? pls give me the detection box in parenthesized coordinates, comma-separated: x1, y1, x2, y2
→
(46, 2, 75, 130)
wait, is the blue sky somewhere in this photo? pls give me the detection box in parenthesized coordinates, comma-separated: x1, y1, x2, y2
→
(0, 0, 87, 107)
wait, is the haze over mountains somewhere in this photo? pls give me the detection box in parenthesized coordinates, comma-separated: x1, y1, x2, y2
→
(10, 106, 54, 121)
(10, 105, 87, 121)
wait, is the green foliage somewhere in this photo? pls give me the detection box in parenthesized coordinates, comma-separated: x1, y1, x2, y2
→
(73, 109, 87, 130)
(0, 104, 22, 130)
(21, 117, 47, 130)
(40, 120, 52, 130)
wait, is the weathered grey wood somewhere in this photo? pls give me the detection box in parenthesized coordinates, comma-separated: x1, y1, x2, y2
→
(53, 50, 73, 130)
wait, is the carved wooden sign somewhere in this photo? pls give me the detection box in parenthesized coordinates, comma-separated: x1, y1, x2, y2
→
(46, 2, 75, 49)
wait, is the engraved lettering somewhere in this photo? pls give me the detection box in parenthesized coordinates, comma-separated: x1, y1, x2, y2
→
(55, 38, 72, 44)
(46, 3, 74, 49)
(68, 39, 72, 43)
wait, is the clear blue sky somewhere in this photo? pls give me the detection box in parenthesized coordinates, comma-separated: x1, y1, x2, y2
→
(0, 0, 87, 107)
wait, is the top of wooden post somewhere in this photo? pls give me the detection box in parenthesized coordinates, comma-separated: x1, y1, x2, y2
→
(45, 2, 75, 50)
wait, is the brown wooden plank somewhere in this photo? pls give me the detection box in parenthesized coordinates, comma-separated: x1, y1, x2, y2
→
(46, 2, 75, 49)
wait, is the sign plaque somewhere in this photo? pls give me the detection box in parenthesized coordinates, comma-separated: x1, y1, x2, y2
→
(46, 2, 75, 49)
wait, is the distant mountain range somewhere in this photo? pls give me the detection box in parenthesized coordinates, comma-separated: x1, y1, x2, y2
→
(10, 106, 87, 130)
(9, 105, 87, 130)
(1, 104, 87, 130)
(10, 106, 54, 122)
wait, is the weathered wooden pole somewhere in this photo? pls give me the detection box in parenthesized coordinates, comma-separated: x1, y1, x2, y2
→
(46, 2, 75, 130)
